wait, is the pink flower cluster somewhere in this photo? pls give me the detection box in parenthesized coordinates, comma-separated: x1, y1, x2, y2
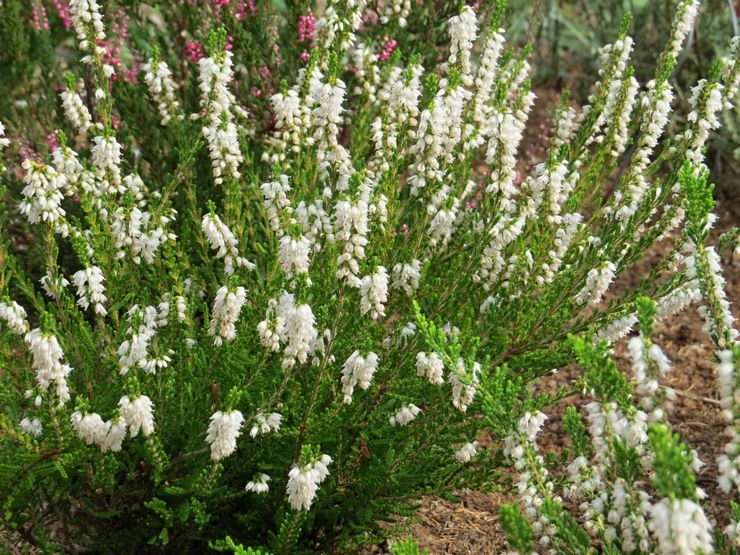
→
(297, 10, 316, 63)
(185, 41, 205, 62)
(211, 0, 256, 20)
(378, 36, 397, 62)
(297, 10, 316, 43)
(32, 6, 50, 31)
(53, 0, 72, 30)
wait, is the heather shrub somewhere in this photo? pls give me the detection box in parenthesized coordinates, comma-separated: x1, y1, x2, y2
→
(0, 0, 738, 553)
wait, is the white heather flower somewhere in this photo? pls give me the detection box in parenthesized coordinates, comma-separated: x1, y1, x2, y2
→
(72, 266, 108, 316)
(576, 261, 616, 306)
(359, 266, 388, 320)
(245, 474, 271, 494)
(450, 359, 479, 412)
(286, 454, 332, 511)
(208, 285, 247, 346)
(685, 79, 725, 165)
(666, 0, 700, 61)
(117, 305, 167, 374)
(0, 300, 29, 335)
(341, 350, 379, 403)
(206, 409, 244, 461)
(257, 298, 286, 352)
(250, 412, 283, 438)
(110, 204, 176, 265)
(102, 418, 127, 452)
(0, 120, 9, 153)
(475, 214, 526, 289)
(471, 28, 506, 132)
(716, 350, 740, 494)
(119, 394, 155, 437)
(25, 328, 71, 404)
(281, 294, 318, 368)
(447, 6, 478, 85)
(279, 234, 312, 280)
(60, 86, 92, 135)
(261, 175, 292, 235)
(656, 283, 701, 320)
(142, 58, 181, 125)
(454, 441, 478, 464)
(694, 245, 738, 347)
(391, 260, 421, 296)
(416, 352, 444, 385)
(389, 404, 421, 426)
(175, 296, 187, 323)
(20, 417, 43, 437)
(202, 213, 255, 275)
(334, 197, 369, 287)
(19, 160, 67, 227)
(40, 272, 70, 299)
(69, 0, 106, 49)
(650, 498, 713, 555)
(398, 322, 417, 346)
(71, 411, 108, 446)
(198, 50, 243, 184)
(309, 69, 352, 188)
(91, 135, 122, 193)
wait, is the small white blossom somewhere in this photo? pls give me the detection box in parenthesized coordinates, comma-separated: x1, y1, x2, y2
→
(359, 266, 388, 320)
(286, 454, 332, 511)
(416, 352, 444, 385)
(20, 417, 43, 437)
(60, 86, 92, 135)
(250, 412, 283, 438)
(119, 394, 155, 437)
(202, 213, 255, 275)
(142, 57, 181, 125)
(576, 261, 616, 306)
(245, 474, 271, 494)
(454, 441, 478, 464)
(341, 350, 379, 403)
(0, 300, 29, 335)
(650, 498, 712, 555)
(25, 328, 71, 404)
(391, 260, 421, 296)
(389, 404, 421, 426)
(72, 266, 108, 316)
(208, 285, 247, 346)
(206, 409, 244, 461)
(19, 160, 67, 228)
(279, 234, 312, 280)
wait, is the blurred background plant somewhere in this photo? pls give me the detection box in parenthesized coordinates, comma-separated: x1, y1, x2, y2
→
(507, 0, 739, 197)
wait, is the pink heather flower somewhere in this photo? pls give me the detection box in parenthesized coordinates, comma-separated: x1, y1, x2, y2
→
(54, 0, 72, 30)
(125, 63, 142, 84)
(47, 133, 59, 152)
(300, 51, 310, 63)
(297, 10, 316, 44)
(19, 144, 40, 164)
(32, 6, 50, 31)
(185, 41, 205, 62)
(378, 36, 398, 62)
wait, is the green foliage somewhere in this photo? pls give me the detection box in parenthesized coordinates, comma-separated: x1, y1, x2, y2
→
(563, 406, 589, 457)
(649, 424, 700, 501)
(390, 536, 428, 555)
(572, 336, 632, 409)
(0, 0, 735, 552)
(500, 503, 536, 553)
